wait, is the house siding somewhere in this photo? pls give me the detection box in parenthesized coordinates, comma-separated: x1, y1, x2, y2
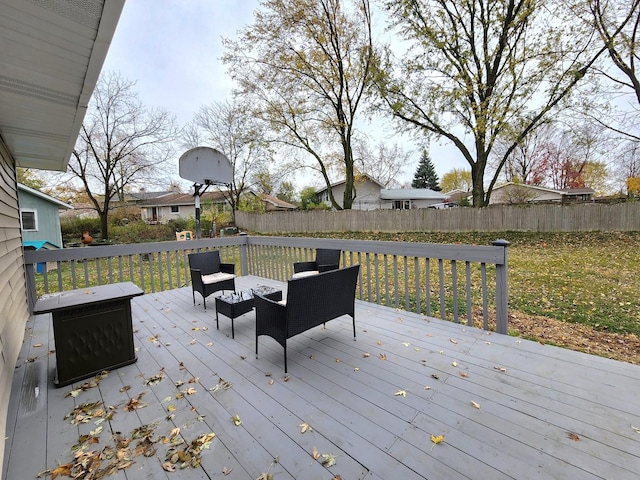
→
(0, 138, 29, 472)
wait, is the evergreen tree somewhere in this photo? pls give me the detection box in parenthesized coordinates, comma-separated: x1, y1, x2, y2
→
(411, 150, 441, 190)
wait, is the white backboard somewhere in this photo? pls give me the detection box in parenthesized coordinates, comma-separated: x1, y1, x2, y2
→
(178, 147, 233, 185)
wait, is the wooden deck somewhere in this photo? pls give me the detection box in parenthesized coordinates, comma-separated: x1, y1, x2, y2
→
(4, 275, 640, 480)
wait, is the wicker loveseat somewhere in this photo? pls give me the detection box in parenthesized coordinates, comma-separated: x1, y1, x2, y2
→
(188, 250, 236, 310)
(254, 264, 360, 373)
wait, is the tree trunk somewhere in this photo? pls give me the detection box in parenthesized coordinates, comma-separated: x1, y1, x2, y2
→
(100, 211, 109, 240)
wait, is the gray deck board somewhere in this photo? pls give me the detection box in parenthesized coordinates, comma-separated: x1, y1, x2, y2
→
(4, 275, 640, 480)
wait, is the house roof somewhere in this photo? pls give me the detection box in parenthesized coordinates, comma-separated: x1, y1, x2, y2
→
(137, 191, 228, 207)
(380, 188, 447, 201)
(316, 174, 385, 194)
(493, 183, 595, 196)
(18, 183, 73, 210)
(258, 193, 297, 210)
(0, 0, 125, 171)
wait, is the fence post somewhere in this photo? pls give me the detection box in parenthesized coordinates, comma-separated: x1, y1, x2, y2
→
(239, 232, 249, 276)
(492, 239, 510, 334)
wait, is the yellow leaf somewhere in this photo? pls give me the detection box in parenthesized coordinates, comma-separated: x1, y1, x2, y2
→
(452, 361, 458, 367)
(299, 422, 312, 433)
(231, 414, 242, 426)
(402, 342, 410, 347)
(186, 387, 197, 395)
(167, 405, 176, 412)
(430, 434, 445, 450)
(394, 390, 407, 397)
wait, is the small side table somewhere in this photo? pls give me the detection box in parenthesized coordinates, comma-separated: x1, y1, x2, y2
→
(33, 282, 143, 387)
(215, 286, 282, 338)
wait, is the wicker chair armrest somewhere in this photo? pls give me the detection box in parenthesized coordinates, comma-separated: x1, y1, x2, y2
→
(293, 261, 317, 273)
(220, 263, 235, 274)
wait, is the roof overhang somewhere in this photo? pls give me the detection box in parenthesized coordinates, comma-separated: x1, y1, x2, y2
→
(0, 0, 125, 172)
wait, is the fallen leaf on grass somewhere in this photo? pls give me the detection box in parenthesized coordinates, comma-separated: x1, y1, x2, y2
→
(567, 432, 580, 441)
(299, 422, 312, 433)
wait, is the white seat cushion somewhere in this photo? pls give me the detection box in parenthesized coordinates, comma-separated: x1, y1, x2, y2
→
(201, 272, 236, 284)
(291, 270, 319, 280)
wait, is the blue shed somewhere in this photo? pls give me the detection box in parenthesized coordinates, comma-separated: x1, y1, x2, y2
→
(17, 183, 72, 251)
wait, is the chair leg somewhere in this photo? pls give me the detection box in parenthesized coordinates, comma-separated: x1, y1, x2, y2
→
(284, 343, 287, 374)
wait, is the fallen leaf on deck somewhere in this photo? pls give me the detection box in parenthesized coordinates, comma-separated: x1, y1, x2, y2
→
(379, 353, 387, 360)
(402, 342, 410, 347)
(452, 361, 458, 367)
(207, 342, 214, 347)
(321, 453, 336, 467)
(222, 466, 232, 475)
(394, 390, 407, 397)
(335, 358, 341, 363)
(632, 425, 640, 433)
(188, 377, 199, 383)
(494, 366, 507, 373)
(189, 339, 196, 345)
(49, 463, 72, 479)
(376, 340, 383, 345)
(120, 385, 131, 392)
(450, 338, 458, 344)
(231, 414, 242, 426)
(33, 343, 43, 348)
(567, 432, 580, 441)
(256, 474, 273, 480)
(430, 434, 445, 450)
(299, 422, 312, 433)
(332, 476, 342, 480)
(431, 374, 439, 380)
(363, 352, 371, 358)
(312, 447, 321, 460)
(269, 379, 274, 385)
(167, 404, 176, 412)
(471, 401, 481, 409)
(424, 386, 432, 390)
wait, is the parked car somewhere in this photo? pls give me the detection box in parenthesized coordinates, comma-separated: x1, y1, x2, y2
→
(428, 202, 458, 209)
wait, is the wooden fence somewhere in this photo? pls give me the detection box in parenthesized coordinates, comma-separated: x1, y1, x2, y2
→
(236, 202, 640, 233)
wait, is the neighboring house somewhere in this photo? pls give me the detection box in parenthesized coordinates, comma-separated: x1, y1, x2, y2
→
(0, 1, 125, 470)
(138, 191, 229, 224)
(316, 175, 385, 210)
(443, 189, 472, 205)
(17, 183, 72, 249)
(489, 183, 595, 205)
(256, 193, 298, 211)
(379, 188, 447, 209)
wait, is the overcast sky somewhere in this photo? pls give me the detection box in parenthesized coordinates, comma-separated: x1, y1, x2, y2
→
(101, 0, 467, 189)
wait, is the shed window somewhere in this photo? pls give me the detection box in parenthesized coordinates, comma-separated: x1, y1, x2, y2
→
(21, 209, 37, 231)
(171, 205, 179, 213)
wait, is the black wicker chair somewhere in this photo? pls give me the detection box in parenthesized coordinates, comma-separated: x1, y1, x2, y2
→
(254, 264, 359, 373)
(188, 251, 236, 310)
(292, 248, 341, 278)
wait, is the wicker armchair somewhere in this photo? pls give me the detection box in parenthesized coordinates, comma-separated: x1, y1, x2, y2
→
(292, 248, 341, 279)
(188, 251, 236, 310)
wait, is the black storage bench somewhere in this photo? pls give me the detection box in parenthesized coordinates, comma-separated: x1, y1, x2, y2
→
(33, 282, 143, 387)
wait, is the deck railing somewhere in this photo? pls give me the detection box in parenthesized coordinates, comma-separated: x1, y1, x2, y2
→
(23, 235, 510, 333)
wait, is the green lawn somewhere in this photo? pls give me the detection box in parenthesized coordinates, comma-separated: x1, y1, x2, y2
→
(278, 231, 640, 337)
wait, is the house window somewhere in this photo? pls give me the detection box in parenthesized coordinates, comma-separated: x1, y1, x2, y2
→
(392, 200, 412, 210)
(20, 209, 37, 231)
(171, 205, 179, 213)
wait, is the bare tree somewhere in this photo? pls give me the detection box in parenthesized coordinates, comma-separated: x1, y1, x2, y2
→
(185, 100, 272, 222)
(353, 140, 411, 188)
(222, 0, 377, 209)
(68, 72, 180, 239)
